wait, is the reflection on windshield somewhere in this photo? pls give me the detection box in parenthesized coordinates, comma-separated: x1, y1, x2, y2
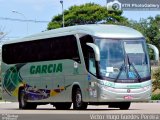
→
(95, 39, 150, 81)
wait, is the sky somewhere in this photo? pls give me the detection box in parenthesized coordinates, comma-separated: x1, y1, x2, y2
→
(0, 0, 160, 39)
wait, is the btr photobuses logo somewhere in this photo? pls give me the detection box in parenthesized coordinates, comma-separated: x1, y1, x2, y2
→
(106, 0, 160, 11)
(107, 0, 122, 11)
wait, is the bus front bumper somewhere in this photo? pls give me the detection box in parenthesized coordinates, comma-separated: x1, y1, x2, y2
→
(98, 84, 152, 102)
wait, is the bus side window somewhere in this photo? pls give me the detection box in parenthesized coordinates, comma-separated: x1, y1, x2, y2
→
(2, 35, 80, 64)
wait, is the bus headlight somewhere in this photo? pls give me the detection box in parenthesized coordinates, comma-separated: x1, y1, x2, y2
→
(143, 85, 151, 91)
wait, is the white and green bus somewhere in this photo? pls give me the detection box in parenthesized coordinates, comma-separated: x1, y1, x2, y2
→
(1, 24, 158, 110)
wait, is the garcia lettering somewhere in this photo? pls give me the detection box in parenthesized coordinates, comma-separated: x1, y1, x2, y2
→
(30, 63, 62, 74)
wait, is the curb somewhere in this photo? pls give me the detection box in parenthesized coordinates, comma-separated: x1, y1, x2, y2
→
(0, 101, 12, 104)
(150, 100, 160, 103)
(134, 100, 160, 103)
(0, 101, 159, 103)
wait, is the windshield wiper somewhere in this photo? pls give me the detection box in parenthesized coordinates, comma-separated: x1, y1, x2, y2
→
(114, 63, 125, 82)
(114, 55, 142, 82)
(126, 55, 141, 82)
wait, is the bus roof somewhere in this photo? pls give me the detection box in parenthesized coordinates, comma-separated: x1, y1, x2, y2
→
(3, 24, 143, 44)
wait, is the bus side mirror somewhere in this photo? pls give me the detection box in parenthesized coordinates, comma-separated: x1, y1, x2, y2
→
(86, 43, 100, 61)
(148, 44, 159, 63)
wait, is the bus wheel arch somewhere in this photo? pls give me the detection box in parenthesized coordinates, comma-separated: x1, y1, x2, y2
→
(72, 85, 88, 110)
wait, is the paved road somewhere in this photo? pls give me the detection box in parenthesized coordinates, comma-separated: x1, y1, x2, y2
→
(0, 102, 160, 120)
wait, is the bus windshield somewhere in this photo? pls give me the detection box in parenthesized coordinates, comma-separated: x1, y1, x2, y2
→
(95, 38, 150, 82)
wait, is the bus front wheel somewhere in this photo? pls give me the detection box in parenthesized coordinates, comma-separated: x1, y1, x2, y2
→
(19, 89, 37, 109)
(119, 102, 131, 110)
(73, 88, 88, 110)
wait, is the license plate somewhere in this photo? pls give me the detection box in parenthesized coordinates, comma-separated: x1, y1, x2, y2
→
(124, 95, 133, 100)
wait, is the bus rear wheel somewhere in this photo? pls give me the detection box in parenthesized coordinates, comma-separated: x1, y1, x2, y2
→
(119, 102, 131, 110)
(73, 88, 88, 110)
(19, 89, 37, 109)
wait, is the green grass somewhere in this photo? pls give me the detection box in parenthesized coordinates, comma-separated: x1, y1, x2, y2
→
(151, 94, 160, 100)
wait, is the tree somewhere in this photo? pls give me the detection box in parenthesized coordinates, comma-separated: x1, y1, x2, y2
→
(125, 16, 160, 60)
(127, 15, 160, 51)
(48, 3, 128, 30)
(146, 16, 160, 49)
(152, 67, 160, 92)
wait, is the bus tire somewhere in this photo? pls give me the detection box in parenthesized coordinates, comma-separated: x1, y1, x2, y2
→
(73, 88, 88, 110)
(19, 88, 37, 109)
(54, 103, 72, 110)
(119, 102, 131, 110)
